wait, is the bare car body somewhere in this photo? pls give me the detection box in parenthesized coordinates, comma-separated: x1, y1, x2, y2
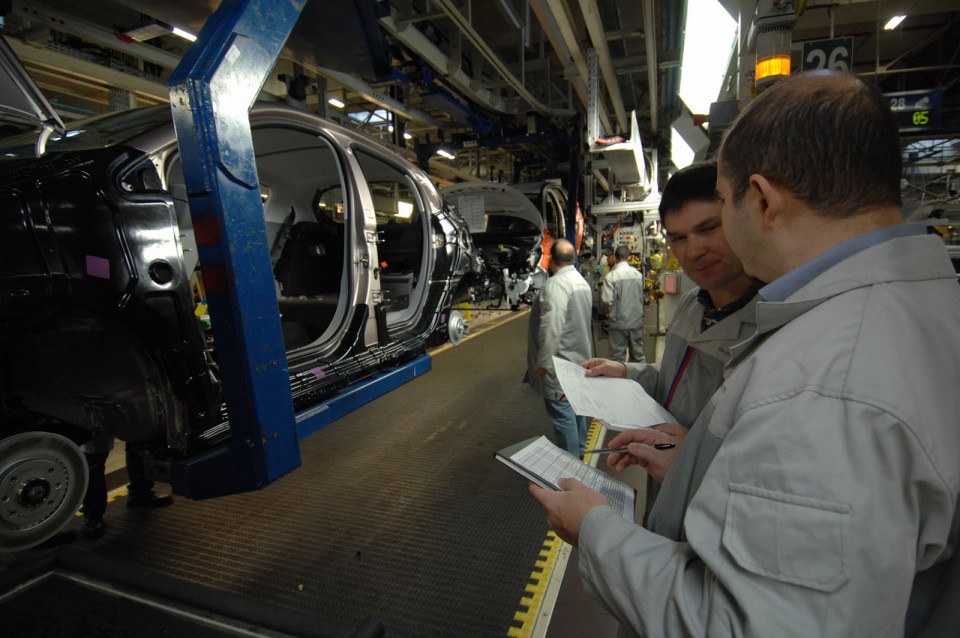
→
(444, 180, 585, 309)
(443, 183, 544, 309)
(513, 181, 585, 273)
(0, 101, 480, 550)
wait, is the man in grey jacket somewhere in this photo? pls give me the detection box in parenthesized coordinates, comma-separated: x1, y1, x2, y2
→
(583, 161, 760, 486)
(601, 245, 646, 363)
(530, 71, 960, 637)
(527, 239, 594, 457)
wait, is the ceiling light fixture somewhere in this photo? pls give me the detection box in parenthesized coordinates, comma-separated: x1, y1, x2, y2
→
(121, 19, 196, 43)
(884, 15, 906, 30)
(171, 26, 197, 42)
(436, 148, 455, 160)
(678, 0, 738, 116)
(403, 131, 413, 140)
(327, 97, 345, 109)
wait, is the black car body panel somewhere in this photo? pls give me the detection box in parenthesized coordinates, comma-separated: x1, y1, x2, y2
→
(0, 104, 479, 460)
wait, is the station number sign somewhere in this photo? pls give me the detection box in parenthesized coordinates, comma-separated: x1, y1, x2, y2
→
(884, 89, 942, 133)
(801, 37, 854, 72)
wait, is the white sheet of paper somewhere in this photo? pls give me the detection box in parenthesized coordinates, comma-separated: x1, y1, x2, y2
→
(456, 193, 487, 233)
(552, 356, 675, 430)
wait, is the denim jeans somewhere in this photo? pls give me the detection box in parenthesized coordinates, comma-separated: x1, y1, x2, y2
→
(544, 398, 590, 457)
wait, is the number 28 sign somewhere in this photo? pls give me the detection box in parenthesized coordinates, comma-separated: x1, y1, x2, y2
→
(801, 37, 854, 72)
(883, 89, 942, 133)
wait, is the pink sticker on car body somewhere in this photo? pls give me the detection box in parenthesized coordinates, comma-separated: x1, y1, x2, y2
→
(86, 255, 110, 279)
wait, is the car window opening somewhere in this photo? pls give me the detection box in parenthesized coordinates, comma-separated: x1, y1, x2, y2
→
(169, 126, 349, 353)
(353, 149, 427, 328)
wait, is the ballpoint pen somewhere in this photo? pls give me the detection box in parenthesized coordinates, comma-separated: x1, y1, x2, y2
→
(583, 442, 676, 454)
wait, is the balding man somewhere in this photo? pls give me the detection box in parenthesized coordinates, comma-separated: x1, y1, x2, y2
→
(530, 71, 960, 636)
(527, 239, 594, 457)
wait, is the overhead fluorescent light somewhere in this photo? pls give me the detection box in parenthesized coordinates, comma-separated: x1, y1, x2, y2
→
(436, 148, 455, 160)
(327, 97, 345, 109)
(122, 19, 196, 43)
(171, 26, 197, 42)
(884, 15, 906, 30)
(403, 131, 413, 140)
(678, 0, 738, 116)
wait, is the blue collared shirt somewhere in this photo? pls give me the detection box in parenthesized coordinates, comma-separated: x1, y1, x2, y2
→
(760, 222, 928, 302)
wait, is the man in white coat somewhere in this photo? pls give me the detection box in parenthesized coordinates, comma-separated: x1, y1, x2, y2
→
(601, 245, 646, 363)
(530, 71, 960, 637)
(527, 239, 594, 457)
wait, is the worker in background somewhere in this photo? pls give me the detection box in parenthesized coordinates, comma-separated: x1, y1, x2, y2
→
(79, 434, 173, 539)
(647, 246, 663, 274)
(601, 245, 647, 363)
(530, 71, 960, 636)
(582, 160, 761, 496)
(526, 239, 593, 457)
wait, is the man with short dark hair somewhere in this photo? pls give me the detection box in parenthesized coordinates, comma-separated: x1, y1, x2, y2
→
(583, 160, 759, 493)
(527, 239, 593, 457)
(530, 71, 960, 636)
(601, 245, 646, 363)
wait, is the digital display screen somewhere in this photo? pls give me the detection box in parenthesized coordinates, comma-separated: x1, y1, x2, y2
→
(884, 89, 941, 133)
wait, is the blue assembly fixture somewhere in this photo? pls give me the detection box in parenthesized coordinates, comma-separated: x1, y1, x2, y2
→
(168, 0, 308, 497)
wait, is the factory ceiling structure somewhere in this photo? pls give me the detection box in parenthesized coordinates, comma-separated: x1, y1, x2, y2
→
(1, 0, 958, 202)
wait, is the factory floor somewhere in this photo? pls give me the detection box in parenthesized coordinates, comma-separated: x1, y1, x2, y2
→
(3, 300, 667, 637)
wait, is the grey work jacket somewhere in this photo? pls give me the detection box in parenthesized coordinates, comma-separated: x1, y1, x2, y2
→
(626, 289, 758, 427)
(578, 233, 960, 637)
(601, 261, 645, 330)
(527, 265, 594, 400)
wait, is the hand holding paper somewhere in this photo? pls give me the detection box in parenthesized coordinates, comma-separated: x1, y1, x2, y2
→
(552, 356, 676, 430)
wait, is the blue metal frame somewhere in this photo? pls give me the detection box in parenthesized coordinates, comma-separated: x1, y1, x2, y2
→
(295, 354, 432, 440)
(168, 0, 307, 497)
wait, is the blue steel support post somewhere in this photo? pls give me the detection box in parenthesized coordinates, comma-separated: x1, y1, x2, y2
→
(168, 0, 308, 498)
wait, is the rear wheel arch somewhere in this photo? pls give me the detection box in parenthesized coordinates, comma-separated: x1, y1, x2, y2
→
(0, 310, 186, 449)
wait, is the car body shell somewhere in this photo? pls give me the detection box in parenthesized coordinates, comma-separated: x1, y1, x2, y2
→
(0, 103, 480, 458)
(444, 180, 585, 308)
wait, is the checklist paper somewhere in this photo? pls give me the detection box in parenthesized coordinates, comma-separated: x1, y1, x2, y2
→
(552, 356, 676, 430)
(495, 436, 635, 521)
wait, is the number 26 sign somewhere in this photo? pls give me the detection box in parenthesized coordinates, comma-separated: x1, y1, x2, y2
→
(802, 37, 854, 72)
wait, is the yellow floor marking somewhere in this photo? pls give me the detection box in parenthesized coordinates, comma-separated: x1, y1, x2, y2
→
(73, 485, 129, 518)
(508, 421, 606, 637)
